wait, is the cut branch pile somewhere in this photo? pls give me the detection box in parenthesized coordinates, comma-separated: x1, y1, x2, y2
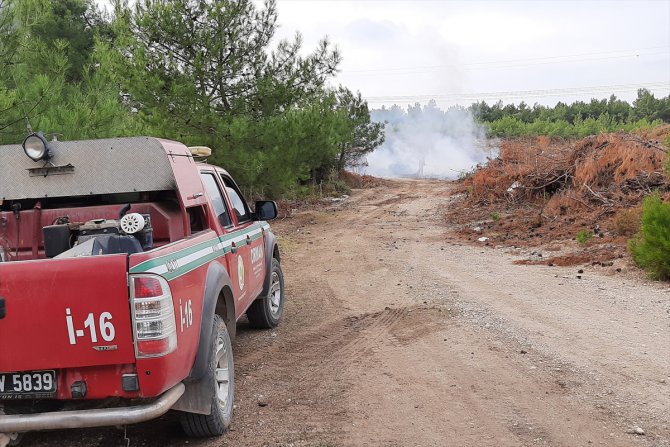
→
(464, 128, 669, 218)
(450, 126, 670, 263)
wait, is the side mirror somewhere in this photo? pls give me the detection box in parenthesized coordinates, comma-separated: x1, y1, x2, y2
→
(255, 200, 278, 220)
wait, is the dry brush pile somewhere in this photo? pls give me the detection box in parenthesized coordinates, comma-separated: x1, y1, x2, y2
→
(452, 126, 670, 265)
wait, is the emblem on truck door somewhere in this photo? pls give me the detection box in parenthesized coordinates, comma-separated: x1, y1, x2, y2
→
(237, 255, 245, 291)
(251, 244, 264, 264)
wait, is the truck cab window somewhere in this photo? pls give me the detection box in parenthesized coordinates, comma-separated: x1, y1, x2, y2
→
(200, 173, 232, 227)
(222, 178, 250, 223)
(186, 205, 206, 234)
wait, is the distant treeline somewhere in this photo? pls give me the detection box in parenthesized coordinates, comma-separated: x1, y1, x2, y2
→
(470, 90, 670, 138)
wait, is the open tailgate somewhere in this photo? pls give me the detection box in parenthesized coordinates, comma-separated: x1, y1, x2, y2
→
(0, 255, 135, 371)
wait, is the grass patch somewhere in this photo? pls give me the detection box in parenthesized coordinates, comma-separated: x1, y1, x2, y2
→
(576, 230, 593, 245)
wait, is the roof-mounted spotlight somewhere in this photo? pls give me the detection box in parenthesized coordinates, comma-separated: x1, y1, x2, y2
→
(22, 132, 53, 162)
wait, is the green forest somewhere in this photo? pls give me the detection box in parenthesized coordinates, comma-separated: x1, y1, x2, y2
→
(0, 0, 383, 197)
(470, 90, 670, 138)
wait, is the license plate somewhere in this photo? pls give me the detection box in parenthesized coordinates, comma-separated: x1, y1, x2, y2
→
(0, 371, 57, 399)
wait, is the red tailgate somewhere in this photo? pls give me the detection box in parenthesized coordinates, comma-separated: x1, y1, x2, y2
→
(0, 255, 135, 371)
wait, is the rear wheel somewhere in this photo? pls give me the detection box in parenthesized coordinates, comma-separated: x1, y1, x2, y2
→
(247, 258, 284, 329)
(180, 315, 234, 437)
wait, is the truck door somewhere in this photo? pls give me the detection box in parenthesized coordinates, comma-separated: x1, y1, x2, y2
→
(218, 174, 264, 308)
(198, 172, 246, 305)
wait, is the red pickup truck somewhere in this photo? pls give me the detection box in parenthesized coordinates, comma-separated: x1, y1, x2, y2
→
(0, 135, 284, 444)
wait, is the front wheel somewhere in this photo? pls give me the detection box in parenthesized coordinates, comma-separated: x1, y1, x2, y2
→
(180, 315, 234, 437)
(247, 258, 284, 329)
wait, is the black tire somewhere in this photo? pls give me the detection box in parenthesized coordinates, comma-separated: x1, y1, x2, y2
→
(247, 258, 284, 329)
(180, 315, 234, 437)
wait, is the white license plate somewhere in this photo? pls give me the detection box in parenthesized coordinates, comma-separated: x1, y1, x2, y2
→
(0, 371, 57, 399)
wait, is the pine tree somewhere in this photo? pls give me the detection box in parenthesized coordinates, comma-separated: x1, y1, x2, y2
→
(630, 193, 670, 280)
(335, 87, 385, 172)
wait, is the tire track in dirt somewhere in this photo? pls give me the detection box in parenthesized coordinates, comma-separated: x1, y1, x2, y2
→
(273, 306, 412, 386)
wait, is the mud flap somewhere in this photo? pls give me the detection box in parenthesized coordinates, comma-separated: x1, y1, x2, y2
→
(171, 377, 215, 415)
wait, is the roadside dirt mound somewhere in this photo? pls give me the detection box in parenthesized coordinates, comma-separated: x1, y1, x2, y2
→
(451, 127, 670, 265)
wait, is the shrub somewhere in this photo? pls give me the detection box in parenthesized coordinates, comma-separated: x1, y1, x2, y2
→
(331, 180, 352, 196)
(629, 193, 670, 280)
(614, 207, 643, 236)
(576, 230, 593, 244)
(320, 175, 351, 197)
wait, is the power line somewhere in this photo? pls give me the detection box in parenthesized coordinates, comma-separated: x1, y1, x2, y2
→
(365, 81, 670, 101)
(344, 46, 670, 75)
(363, 81, 670, 104)
(345, 51, 668, 76)
(347, 46, 670, 72)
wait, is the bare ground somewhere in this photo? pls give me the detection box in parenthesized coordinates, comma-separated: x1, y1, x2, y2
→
(25, 179, 670, 447)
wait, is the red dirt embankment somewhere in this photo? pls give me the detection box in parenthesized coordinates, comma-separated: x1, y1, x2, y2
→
(450, 126, 670, 267)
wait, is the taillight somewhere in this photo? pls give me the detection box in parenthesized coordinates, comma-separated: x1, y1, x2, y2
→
(133, 276, 163, 298)
(130, 275, 177, 358)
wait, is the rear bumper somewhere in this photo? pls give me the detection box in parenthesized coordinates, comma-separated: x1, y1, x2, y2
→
(0, 383, 184, 433)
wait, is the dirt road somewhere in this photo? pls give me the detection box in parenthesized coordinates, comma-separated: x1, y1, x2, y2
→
(27, 179, 669, 447)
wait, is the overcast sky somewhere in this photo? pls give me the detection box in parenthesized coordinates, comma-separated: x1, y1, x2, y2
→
(272, 0, 670, 109)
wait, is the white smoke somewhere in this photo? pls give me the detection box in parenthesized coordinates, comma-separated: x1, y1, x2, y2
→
(364, 101, 496, 179)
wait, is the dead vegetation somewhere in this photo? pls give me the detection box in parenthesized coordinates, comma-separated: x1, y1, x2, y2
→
(340, 170, 390, 189)
(450, 126, 670, 266)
